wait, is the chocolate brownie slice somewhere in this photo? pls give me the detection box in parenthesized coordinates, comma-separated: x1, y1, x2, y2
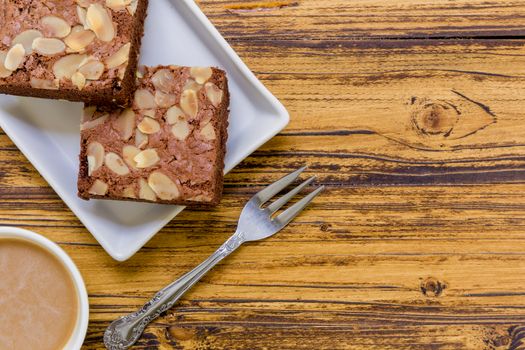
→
(0, 0, 148, 106)
(78, 65, 230, 206)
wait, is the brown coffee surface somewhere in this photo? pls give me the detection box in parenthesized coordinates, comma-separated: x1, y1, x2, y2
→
(0, 238, 78, 350)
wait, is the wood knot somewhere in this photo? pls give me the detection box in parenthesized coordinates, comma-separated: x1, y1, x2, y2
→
(407, 91, 496, 142)
(410, 97, 459, 137)
(420, 277, 446, 297)
(320, 223, 331, 232)
(508, 325, 525, 350)
(482, 325, 512, 349)
(493, 334, 511, 348)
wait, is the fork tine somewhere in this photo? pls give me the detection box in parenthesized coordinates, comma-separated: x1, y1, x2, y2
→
(266, 176, 316, 214)
(253, 166, 307, 204)
(274, 185, 325, 226)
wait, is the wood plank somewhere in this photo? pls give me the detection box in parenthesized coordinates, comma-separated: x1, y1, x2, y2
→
(197, 0, 525, 39)
(69, 183, 525, 349)
(232, 39, 525, 185)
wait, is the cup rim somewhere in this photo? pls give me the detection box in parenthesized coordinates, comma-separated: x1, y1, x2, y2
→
(0, 226, 89, 350)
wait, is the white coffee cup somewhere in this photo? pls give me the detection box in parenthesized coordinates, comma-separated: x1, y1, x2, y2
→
(0, 226, 89, 349)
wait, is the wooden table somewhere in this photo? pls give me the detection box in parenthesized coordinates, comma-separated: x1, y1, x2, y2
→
(1, 0, 524, 348)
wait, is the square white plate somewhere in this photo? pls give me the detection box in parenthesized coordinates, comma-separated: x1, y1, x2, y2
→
(0, 0, 289, 261)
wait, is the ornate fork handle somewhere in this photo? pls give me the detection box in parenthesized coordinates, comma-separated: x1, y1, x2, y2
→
(104, 232, 246, 350)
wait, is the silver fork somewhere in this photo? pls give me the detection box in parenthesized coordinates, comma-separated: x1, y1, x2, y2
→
(104, 167, 324, 349)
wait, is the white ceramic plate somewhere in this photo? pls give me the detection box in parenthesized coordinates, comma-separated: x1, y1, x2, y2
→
(0, 0, 289, 261)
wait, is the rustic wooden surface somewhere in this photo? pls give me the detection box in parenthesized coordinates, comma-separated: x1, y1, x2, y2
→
(1, 0, 524, 349)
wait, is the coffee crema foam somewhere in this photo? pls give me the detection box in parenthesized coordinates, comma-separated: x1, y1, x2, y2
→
(0, 238, 79, 350)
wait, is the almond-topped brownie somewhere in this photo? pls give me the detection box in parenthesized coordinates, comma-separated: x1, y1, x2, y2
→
(0, 0, 148, 106)
(77, 65, 230, 206)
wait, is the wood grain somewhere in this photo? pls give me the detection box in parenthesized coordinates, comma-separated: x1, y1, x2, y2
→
(235, 38, 525, 185)
(199, 0, 525, 39)
(1, 0, 525, 349)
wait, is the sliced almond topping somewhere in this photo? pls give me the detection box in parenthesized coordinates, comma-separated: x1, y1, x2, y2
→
(166, 106, 186, 124)
(106, 42, 130, 69)
(180, 89, 198, 119)
(136, 65, 146, 78)
(82, 106, 97, 122)
(139, 178, 156, 201)
(122, 145, 140, 168)
(122, 185, 136, 198)
(106, 0, 132, 11)
(42, 16, 71, 38)
(142, 109, 156, 119)
(0, 51, 12, 78)
(65, 47, 79, 54)
(86, 3, 115, 42)
(5, 44, 25, 71)
(89, 179, 108, 196)
(126, 0, 138, 15)
(134, 89, 156, 110)
(137, 117, 160, 134)
(135, 129, 148, 149)
(76, 0, 93, 8)
(200, 117, 211, 127)
(188, 194, 211, 202)
(86, 141, 104, 175)
(71, 71, 86, 90)
(134, 149, 160, 168)
(71, 25, 85, 34)
(200, 122, 216, 141)
(78, 59, 104, 80)
(205, 82, 224, 107)
(105, 152, 129, 175)
(151, 69, 175, 93)
(30, 77, 59, 90)
(66, 28, 85, 51)
(117, 66, 126, 80)
(190, 67, 213, 85)
(183, 79, 201, 92)
(32, 38, 66, 56)
(81, 113, 108, 130)
(77, 6, 88, 27)
(148, 171, 180, 201)
(154, 90, 176, 108)
(53, 54, 88, 79)
(64, 29, 96, 52)
(12, 30, 43, 55)
(115, 108, 135, 140)
(171, 119, 191, 141)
